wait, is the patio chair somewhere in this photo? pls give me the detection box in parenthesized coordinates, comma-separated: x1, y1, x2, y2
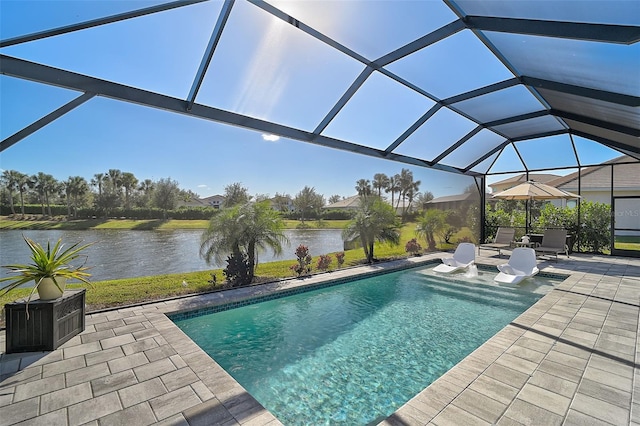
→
(534, 229, 569, 261)
(478, 227, 515, 256)
(433, 242, 476, 274)
(494, 247, 539, 284)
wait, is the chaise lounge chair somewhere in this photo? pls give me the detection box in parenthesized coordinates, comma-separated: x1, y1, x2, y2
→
(534, 228, 568, 261)
(494, 247, 539, 284)
(433, 242, 476, 273)
(478, 227, 515, 256)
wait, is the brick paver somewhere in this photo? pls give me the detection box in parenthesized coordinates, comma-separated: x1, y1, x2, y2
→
(1, 253, 638, 425)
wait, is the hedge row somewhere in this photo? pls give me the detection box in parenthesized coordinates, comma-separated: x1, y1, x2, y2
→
(1, 205, 356, 221)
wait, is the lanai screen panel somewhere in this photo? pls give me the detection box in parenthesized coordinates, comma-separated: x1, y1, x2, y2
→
(0, 0, 638, 173)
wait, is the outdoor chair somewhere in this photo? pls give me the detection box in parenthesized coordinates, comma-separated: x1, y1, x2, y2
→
(534, 229, 569, 261)
(433, 242, 476, 274)
(478, 227, 515, 256)
(494, 247, 539, 284)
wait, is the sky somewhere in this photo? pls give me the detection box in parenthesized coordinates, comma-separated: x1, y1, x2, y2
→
(0, 0, 631, 200)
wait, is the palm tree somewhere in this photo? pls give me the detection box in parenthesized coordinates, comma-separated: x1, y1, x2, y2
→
(416, 209, 447, 251)
(415, 191, 434, 211)
(31, 173, 47, 216)
(293, 186, 324, 223)
(397, 169, 420, 218)
(138, 179, 154, 207)
(372, 173, 389, 197)
(65, 176, 89, 218)
(342, 196, 400, 263)
(106, 169, 123, 196)
(1, 170, 20, 215)
(120, 172, 138, 209)
(91, 173, 106, 197)
(200, 201, 288, 284)
(385, 174, 400, 209)
(355, 179, 372, 197)
(16, 172, 32, 218)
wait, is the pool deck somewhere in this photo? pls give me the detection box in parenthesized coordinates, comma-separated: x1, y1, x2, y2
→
(1, 252, 639, 426)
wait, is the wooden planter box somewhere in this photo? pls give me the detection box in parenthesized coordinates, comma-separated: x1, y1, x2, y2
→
(4, 289, 86, 353)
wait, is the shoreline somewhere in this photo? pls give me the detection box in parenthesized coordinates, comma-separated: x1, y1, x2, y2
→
(0, 217, 347, 231)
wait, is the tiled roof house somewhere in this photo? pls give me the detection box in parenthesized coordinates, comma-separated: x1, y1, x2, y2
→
(548, 156, 640, 204)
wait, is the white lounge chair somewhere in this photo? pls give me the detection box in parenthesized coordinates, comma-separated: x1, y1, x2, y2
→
(494, 247, 539, 284)
(433, 242, 476, 274)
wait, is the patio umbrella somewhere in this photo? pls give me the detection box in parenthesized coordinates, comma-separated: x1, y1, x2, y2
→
(491, 181, 580, 201)
(491, 181, 581, 233)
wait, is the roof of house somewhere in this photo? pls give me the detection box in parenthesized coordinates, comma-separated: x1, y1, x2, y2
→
(489, 173, 561, 189)
(549, 155, 640, 190)
(325, 195, 361, 209)
(200, 195, 225, 204)
(427, 192, 484, 204)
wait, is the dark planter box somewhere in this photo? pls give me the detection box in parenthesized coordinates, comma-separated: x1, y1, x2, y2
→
(5, 289, 86, 353)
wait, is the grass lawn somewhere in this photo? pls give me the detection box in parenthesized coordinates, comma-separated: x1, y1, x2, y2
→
(0, 221, 474, 325)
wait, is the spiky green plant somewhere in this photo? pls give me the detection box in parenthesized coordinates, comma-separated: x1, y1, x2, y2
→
(0, 235, 93, 304)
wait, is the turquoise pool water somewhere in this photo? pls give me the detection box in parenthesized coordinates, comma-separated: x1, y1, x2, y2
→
(173, 267, 559, 425)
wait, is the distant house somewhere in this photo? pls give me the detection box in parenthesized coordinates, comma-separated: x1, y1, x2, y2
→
(426, 192, 485, 211)
(489, 173, 561, 193)
(548, 156, 640, 204)
(200, 195, 225, 209)
(176, 195, 225, 209)
(269, 195, 295, 212)
(176, 198, 208, 208)
(488, 156, 640, 205)
(324, 195, 414, 215)
(324, 195, 361, 210)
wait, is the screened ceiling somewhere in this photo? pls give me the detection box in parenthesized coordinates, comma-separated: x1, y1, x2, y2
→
(1, 0, 639, 177)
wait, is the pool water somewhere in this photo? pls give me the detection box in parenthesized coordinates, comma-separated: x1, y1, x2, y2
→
(173, 267, 558, 425)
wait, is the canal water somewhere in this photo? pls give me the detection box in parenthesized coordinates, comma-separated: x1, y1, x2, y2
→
(0, 229, 344, 282)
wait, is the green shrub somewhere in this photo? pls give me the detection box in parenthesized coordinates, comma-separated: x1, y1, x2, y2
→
(579, 201, 611, 253)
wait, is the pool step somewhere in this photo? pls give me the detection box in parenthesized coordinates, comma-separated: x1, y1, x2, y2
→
(416, 276, 538, 309)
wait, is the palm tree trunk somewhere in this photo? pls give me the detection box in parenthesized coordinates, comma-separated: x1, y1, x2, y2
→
(19, 189, 25, 218)
(8, 191, 15, 215)
(247, 240, 256, 282)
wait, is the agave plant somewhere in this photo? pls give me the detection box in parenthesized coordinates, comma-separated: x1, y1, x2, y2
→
(0, 235, 93, 303)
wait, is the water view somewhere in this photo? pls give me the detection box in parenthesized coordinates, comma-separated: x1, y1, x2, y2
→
(0, 229, 344, 282)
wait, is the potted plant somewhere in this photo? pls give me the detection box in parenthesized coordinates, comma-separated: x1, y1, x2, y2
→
(0, 235, 93, 305)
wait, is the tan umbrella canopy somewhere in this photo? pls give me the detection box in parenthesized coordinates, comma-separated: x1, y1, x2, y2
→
(491, 181, 581, 233)
(491, 181, 581, 201)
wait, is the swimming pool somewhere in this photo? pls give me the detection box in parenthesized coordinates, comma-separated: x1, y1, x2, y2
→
(172, 266, 561, 425)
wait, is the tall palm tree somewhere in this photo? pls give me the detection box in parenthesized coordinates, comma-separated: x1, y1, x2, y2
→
(0, 170, 20, 215)
(31, 173, 47, 216)
(91, 173, 106, 197)
(16, 172, 31, 218)
(65, 176, 89, 218)
(106, 169, 123, 196)
(342, 196, 400, 263)
(355, 179, 372, 197)
(372, 173, 389, 197)
(120, 172, 138, 209)
(200, 201, 288, 284)
(385, 174, 401, 209)
(397, 169, 420, 217)
(138, 179, 154, 207)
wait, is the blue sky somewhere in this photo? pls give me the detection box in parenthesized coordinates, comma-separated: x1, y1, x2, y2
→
(0, 0, 630, 199)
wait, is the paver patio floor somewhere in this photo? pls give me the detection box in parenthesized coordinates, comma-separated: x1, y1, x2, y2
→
(1, 252, 639, 425)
